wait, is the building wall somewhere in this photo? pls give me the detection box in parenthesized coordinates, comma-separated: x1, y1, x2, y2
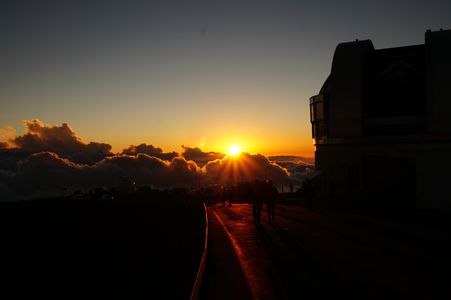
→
(316, 142, 451, 211)
(420, 146, 451, 211)
(426, 29, 451, 133)
(312, 30, 451, 212)
(328, 40, 373, 138)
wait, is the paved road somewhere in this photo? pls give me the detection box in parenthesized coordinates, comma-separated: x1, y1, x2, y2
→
(198, 205, 253, 300)
(200, 203, 451, 299)
(200, 204, 333, 300)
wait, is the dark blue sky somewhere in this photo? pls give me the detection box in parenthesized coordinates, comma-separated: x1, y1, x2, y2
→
(1, 0, 450, 155)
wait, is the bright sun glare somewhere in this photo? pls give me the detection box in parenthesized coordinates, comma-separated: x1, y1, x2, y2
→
(228, 144, 242, 156)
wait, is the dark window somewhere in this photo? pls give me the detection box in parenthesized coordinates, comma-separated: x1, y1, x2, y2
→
(310, 95, 327, 141)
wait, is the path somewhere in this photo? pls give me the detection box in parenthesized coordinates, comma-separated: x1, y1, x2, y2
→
(200, 203, 451, 299)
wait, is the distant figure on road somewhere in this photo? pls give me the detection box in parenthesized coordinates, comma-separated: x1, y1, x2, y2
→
(247, 181, 262, 225)
(227, 186, 233, 207)
(252, 192, 263, 226)
(265, 180, 278, 224)
(249, 180, 278, 226)
(222, 187, 228, 207)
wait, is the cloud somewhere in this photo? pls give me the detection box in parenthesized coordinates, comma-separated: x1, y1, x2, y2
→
(0, 125, 16, 142)
(4, 119, 112, 164)
(0, 119, 306, 199)
(122, 143, 178, 161)
(268, 155, 315, 166)
(268, 156, 316, 186)
(203, 152, 292, 185)
(270, 159, 315, 175)
(181, 146, 225, 167)
(3, 151, 201, 199)
(97, 154, 200, 187)
(0, 148, 33, 172)
(1, 151, 291, 199)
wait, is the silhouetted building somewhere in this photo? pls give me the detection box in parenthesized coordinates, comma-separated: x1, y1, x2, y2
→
(310, 29, 451, 211)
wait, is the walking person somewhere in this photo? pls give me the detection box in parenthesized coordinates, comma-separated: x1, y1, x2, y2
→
(252, 195, 263, 226)
(265, 180, 278, 224)
(250, 181, 263, 226)
(227, 186, 233, 207)
(222, 187, 228, 207)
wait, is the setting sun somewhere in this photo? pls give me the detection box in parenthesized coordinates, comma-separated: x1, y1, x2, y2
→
(228, 144, 242, 156)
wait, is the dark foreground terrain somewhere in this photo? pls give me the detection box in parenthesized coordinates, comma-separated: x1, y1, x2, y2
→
(0, 193, 206, 299)
(2, 192, 450, 300)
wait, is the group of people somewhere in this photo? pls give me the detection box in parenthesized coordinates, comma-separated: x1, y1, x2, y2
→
(249, 180, 278, 225)
(220, 180, 278, 226)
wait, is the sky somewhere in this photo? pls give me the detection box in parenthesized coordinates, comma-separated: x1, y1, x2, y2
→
(1, 0, 451, 156)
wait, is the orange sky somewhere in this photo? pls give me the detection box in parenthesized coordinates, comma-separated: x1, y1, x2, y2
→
(2, 1, 445, 158)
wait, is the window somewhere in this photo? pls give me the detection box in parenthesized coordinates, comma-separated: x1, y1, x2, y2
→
(310, 95, 325, 122)
(310, 95, 327, 142)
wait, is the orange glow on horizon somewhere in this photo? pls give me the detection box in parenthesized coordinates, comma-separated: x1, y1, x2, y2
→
(105, 129, 315, 158)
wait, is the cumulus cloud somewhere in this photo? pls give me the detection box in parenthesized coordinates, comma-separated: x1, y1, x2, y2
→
(269, 157, 315, 174)
(0, 125, 16, 142)
(203, 152, 292, 185)
(5, 120, 112, 164)
(0, 125, 15, 149)
(181, 146, 225, 167)
(0, 150, 294, 200)
(2, 152, 201, 199)
(268, 156, 316, 185)
(122, 144, 178, 161)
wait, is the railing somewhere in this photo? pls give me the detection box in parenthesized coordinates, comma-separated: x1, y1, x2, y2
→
(189, 202, 208, 300)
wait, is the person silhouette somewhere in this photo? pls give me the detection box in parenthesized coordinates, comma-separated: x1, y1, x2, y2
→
(265, 180, 278, 224)
(252, 196, 263, 226)
(227, 186, 233, 207)
(250, 181, 263, 226)
(222, 187, 228, 207)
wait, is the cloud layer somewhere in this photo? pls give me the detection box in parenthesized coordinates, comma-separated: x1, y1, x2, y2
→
(122, 144, 178, 161)
(5, 152, 200, 197)
(204, 153, 291, 185)
(181, 146, 225, 167)
(0, 120, 311, 199)
(1, 120, 112, 164)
